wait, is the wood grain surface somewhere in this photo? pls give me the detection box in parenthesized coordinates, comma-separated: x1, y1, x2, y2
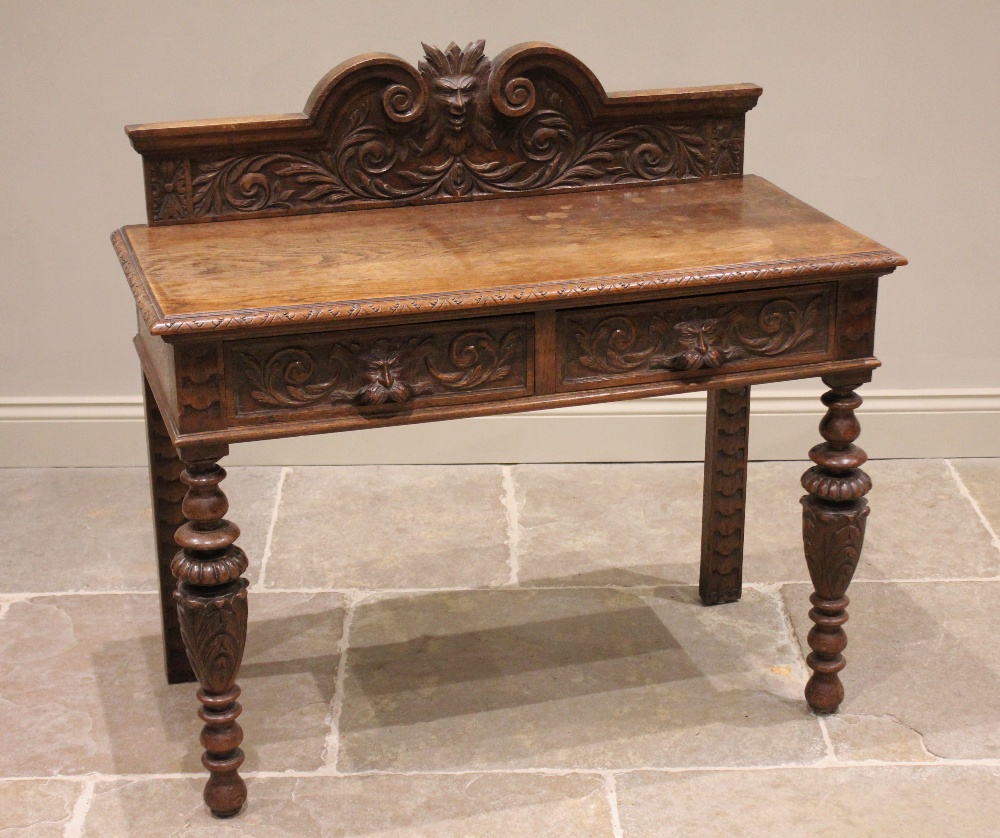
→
(117, 176, 903, 335)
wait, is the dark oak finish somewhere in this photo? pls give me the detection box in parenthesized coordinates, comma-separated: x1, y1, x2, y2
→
(126, 40, 759, 226)
(111, 41, 906, 817)
(700, 386, 751, 606)
(173, 451, 249, 817)
(143, 376, 195, 684)
(800, 373, 872, 713)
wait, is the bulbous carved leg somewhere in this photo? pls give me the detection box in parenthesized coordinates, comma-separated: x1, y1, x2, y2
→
(173, 450, 249, 818)
(700, 386, 750, 606)
(800, 375, 872, 714)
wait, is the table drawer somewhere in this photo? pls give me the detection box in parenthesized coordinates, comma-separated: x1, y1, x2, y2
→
(226, 314, 533, 420)
(555, 284, 835, 393)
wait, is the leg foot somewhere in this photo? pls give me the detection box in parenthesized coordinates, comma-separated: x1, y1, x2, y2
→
(174, 452, 249, 817)
(700, 386, 750, 605)
(800, 376, 871, 714)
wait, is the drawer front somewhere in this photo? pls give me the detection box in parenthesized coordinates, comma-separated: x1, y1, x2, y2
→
(556, 284, 835, 392)
(227, 314, 533, 420)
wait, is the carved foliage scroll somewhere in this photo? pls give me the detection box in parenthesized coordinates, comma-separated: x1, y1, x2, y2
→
(560, 286, 834, 388)
(142, 41, 749, 223)
(231, 316, 531, 416)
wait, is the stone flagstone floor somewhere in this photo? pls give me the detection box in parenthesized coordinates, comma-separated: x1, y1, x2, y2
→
(1, 458, 999, 836)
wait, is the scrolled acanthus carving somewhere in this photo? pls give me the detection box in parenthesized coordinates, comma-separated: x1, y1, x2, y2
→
(573, 296, 824, 376)
(156, 41, 742, 223)
(239, 326, 524, 411)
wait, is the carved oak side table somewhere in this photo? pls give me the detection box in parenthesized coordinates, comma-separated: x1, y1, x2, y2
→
(111, 41, 906, 817)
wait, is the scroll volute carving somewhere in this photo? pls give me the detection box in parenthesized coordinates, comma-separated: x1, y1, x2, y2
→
(127, 41, 761, 225)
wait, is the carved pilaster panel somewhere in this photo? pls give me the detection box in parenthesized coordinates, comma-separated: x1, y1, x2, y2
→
(174, 343, 226, 434)
(557, 284, 835, 391)
(699, 386, 750, 605)
(835, 276, 878, 360)
(227, 315, 532, 419)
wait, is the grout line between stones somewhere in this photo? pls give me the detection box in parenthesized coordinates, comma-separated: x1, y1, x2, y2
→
(602, 772, 625, 838)
(7, 757, 1000, 787)
(5, 578, 1000, 605)
(945, 459, 1000, 561)
(255, 466, 291, 591)
(321, 590, 360, 772)
(62, 779, 95, 838)
(760, 582, 839, 764)
(817, 717, 837, 762)
(500, 465, 521, 587)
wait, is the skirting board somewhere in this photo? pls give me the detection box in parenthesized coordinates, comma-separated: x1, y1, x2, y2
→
(1, 389, 998, 467)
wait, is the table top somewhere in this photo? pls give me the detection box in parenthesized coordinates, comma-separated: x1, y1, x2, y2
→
(115, 175, 905, 337)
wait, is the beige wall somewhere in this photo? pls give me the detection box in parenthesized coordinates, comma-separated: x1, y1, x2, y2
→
(1, 1, 997, 464)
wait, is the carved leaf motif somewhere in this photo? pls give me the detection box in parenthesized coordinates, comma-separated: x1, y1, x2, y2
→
(176, 582, 249, 695)
(572, 295, 825, 376)
(239, 350, 341, 407)
(427, 329, 520, 388)
(239, 327, 525, 411)
(573, 316, 669, 373)
(172, 42, 724, 222)
(801, 499, 869, 601)
(732, 297, 822, 355)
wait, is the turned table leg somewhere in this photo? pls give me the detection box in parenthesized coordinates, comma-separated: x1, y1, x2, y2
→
(700, 385, 750, 605)
(143, 377, 196, 684)
(174, 447, 249, 817)
(800, 374, 872, 714)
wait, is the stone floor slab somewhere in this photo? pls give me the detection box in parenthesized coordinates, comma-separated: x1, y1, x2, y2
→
(615, 766, 1000, 837)
(743, 459, 999, 583)
(0, 592, 342, 776)
(0, 779, 80, 836)
(84, 773, 613, 837)
(951, 457, 1000, 540)
(515, 464, 703, 587)
(514, 460, 997, 590)
(266, 466, 509, 590)
(822, 713, 932, 762)
(338, 586, 825, 772)
(783, 580, 1000, 759)
(0, 467, 281, 592)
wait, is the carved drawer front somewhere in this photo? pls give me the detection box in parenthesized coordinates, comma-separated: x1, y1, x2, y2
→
(228, 315, 532, 420)
(557, 284, 835, 392)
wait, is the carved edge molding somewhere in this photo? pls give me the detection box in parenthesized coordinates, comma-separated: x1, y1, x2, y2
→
(112, 229, 164, 327)
(113, 242, 905, 336)
(125, 41, 762, 225)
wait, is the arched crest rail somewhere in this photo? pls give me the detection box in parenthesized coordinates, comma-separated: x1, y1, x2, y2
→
(126, 41, 761, 225)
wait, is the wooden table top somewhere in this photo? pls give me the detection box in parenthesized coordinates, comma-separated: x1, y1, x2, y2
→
(115, 175, 905, 336)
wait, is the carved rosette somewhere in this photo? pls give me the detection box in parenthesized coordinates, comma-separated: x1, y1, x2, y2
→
(139, 41, 756, 224)
(709, 119, 743, 176)
(149, 159, 190, 221)
(173, 459, 249, 818)
(566, 291, 828, 383)
(235, 321, 528, 414)
(799, 378, 872, 714)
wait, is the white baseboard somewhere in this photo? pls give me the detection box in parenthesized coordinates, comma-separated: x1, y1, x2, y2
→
(1, 389, 998, 466)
